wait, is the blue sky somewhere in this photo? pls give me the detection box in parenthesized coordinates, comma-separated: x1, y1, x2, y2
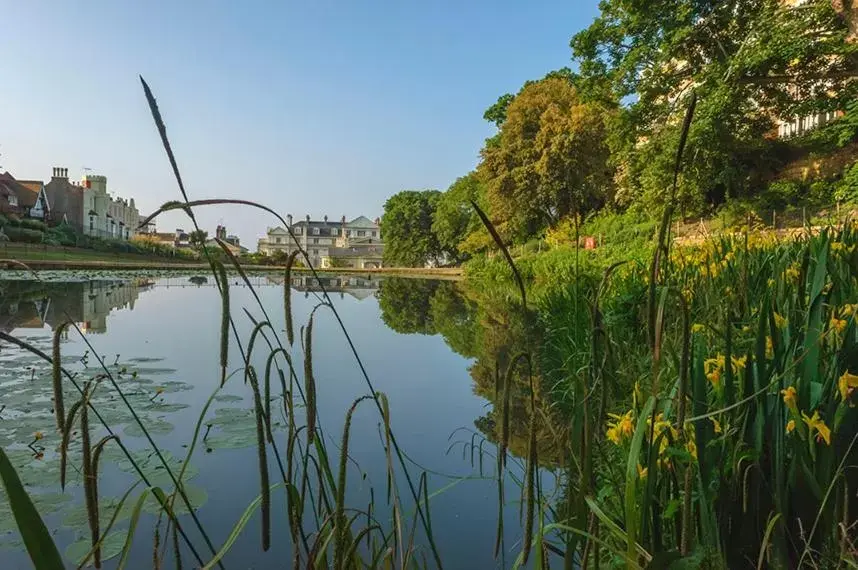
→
(1, 1, 600, 245)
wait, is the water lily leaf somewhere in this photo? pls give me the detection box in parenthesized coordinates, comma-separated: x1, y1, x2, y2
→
(122, 418, 174, 438)
(143, 484, 207, 515)
(65, 530, 124, 566)
(213, 394, 244, 403)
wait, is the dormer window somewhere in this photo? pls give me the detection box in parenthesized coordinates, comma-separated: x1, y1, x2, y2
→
(8, 195, 18, 206)
(312, 227, 320, 236)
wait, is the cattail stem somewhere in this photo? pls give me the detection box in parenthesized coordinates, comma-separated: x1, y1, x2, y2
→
(304, 313, 317, 444)
(285, 250, 299, 346)
(215, 261, 229, 386)
(51, 322, 71, 431)
(246, 366, 271, 551)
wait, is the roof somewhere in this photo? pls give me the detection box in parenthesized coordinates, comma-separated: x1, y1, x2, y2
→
(326, 246, 384, 258)
(0, 172, 39, 208)
(347, 216, 377, 227)
(292, 220, 344, 229)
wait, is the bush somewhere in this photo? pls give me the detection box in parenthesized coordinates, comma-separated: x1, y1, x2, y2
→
(19, 218, 47, 232)
(4, 226, 44, 243)
(43, 225, 78, 247)
(0, 213, 8, 227)
(835, 162, 858, 204)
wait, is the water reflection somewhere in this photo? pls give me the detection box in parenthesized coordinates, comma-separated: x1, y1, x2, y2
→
(377, 277, 564, 466)
(0, 279, 152, 334)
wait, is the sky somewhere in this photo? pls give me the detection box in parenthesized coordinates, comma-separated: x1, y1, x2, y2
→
(1, 0, 601, 246)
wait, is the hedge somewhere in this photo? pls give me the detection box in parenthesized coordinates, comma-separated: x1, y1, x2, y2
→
(4, 226, 45, 243)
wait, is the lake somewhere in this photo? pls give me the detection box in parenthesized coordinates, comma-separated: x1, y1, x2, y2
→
(0, 271, 553, 569)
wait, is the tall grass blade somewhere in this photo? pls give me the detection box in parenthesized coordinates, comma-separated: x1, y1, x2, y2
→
(246, 366, 271, 552)
(304, 313, 317, 444)
(626, 396, 656, 566)
(471, 200, 526, 307)
(0, 446, 64, 570)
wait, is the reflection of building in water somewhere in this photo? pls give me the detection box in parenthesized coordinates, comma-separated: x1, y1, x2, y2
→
(266, 274, 382, 301)
(0, 280, 152, 334)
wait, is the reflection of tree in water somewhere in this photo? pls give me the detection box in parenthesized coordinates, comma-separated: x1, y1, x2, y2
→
(376, 277, 565, 466)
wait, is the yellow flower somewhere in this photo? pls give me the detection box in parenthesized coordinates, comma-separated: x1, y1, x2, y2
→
(801, 411, 831, 445)
(841, 304, 857, 318)
(767, 278, 776, 288)
(731, 355, 747, 372)
(831, 241, 845, 254)
(33, 432, 44, 441)
(773, 312, 787, 329)
(785, 265, 800, 282)
(606, 411, 634, 445)
(781, 386, 798, 411)
(711, 417, 722, 434)
(705, 355, 726, 389)
(637, 464, 648, 479)
(741, 325, 752, 333)
(786, 419, 796, 434)
(830, 316, 847, 334)
(766, 336, 774, 359)
(838, 370, 858, 403)
(691, 323, 705, 333)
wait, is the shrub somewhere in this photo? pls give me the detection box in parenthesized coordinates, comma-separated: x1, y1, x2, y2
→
(835, 162, 858, 204)
(19, 218, 47, 232)
(759, 180, 802, 210)
(4, 226, 44, 243)
(0, 213, 8, 227)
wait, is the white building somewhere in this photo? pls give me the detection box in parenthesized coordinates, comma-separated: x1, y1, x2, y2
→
(81, 174, 140, 240)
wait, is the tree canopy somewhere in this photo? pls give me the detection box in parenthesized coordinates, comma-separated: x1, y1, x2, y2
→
(571, 0, 858, 208)
(381, 190, 443, 267)
(432, 172, 486, 262)
(479, 77, 614, 240)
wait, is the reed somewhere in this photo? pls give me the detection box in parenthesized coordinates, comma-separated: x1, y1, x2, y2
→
(285, 250, 299, 346)
(246, 366, 271, 551)
(214, 260, 229, 386)
(51, 321, 71, 432)
(304, 312, 317, 445)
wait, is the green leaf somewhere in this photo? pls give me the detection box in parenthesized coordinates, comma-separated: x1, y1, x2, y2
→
(0, 446, 64, 570)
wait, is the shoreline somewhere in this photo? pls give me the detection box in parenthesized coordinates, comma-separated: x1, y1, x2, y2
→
(0, 259, 463, 279)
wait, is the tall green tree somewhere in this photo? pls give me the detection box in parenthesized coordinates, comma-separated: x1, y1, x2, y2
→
(431, 172, 486, 262)
(572, 0, 858, 209)
(381, 190, 443, 267)
(479, 77, 614, 241)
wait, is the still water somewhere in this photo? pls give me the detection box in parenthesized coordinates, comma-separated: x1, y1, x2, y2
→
(0, 272, 549, 569)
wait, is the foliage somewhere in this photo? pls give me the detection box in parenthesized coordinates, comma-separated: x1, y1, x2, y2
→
(572, 0, 858, 210)
(836, 162, 858, 204)
(3, 226, 44, 243)
(381, 190, 443, 267)
(431, 172, 486, 262)
(479, 77, 614, 241)
(19, 218, 47, 232)
(188, 229, 208, 248)
(377, 277, 440, 334)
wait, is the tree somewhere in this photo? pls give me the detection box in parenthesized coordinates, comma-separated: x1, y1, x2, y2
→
(571, 0, 858, 209)
(431, 172, 486, 262)
(479, 77, 614, 241)
(188, 229, 208, 248)
(381, 190, 443, 267)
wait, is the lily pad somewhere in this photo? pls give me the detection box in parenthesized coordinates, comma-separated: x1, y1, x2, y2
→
(213, 394, 244, 403)
(65, 530, 125, 566)
(143, 484, 208, 515)
(122, 418, 175, 438)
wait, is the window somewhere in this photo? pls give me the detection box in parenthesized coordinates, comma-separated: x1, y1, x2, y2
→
(275, 237, 282, 244)
(8, 195, 17, 207)
(313, 238, 319, 244)
(294, 227, 302, 235)
(332, 228, 338, 236)
(371, 231, 377, 238)
(89, 217, 94, 231)
(312, 249, 318, 256)
(312, 227, 320, 235)
(358, 230, 366, 237)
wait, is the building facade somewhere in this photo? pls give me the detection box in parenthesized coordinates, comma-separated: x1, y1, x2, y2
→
(0, 172, 49, 219)
(258, 214, 384, 268)
(81, 174, 139, 240)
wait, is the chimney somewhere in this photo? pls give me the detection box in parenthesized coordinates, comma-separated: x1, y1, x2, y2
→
(341, 215, 346, 224)
(305, 214, 310, 223)
(286, 214, 293, 226)
(323, 214, 328, 223)
(52, 167, 68, 180)
(374, 217, 380, 225)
